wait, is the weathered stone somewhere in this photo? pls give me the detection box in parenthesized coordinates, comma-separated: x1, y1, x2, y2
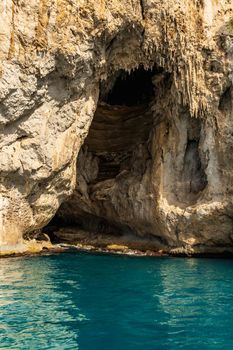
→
(0, 0, 232, 254)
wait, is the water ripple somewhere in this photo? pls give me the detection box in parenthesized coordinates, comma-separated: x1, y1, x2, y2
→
(1, 254, 233, 349)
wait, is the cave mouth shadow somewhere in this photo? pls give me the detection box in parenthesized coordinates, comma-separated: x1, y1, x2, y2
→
(100, 66, 158, 106)
(45, 65, 159, 239)
(44, 64, 208, 243)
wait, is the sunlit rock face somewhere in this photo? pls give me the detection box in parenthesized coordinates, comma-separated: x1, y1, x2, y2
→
(0, 0, 232, 253)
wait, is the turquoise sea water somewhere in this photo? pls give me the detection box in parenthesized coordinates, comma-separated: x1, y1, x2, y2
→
(1, 253, 233, 350)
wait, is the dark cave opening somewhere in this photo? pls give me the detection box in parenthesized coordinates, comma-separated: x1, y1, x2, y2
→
(45, 66, 156, 240)
(43, 64, 209, 246)
(100, 66, 156, 106)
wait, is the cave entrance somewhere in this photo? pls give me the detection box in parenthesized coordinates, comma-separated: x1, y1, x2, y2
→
(84, 67, 156, 182)
(46, 66, 157, 241)
(44, 64, 208, 245)
(100, 67, 155, 106)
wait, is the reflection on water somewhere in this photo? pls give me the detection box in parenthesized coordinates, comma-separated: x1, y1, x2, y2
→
(0, 256, 86, 349)
(1, 254, 233, 349)
(0, 261, 22, 307)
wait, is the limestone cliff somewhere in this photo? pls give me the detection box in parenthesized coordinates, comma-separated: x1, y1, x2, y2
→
(0, 0, 232, 255)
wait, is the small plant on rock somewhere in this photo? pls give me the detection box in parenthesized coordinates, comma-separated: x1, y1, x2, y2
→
(229, 19, 233, 31)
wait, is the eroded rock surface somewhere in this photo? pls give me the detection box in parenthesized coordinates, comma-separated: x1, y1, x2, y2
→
(0, 0, 233, 254)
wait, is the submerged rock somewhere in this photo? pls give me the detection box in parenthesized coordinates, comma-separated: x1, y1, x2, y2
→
(0, 1, 233, 255)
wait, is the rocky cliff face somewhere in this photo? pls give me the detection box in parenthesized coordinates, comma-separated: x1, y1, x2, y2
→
(0, 0, 232, 254)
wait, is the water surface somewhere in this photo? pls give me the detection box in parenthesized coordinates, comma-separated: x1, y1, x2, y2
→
(1, 253, 233, 349)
